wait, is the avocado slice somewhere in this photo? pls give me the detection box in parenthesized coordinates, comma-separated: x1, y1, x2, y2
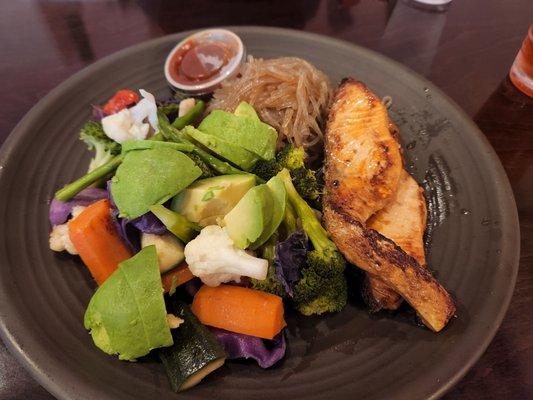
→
(234, 101, 260, 121)
(250, 175, 286, 249)
(223, 184, 274, 249)
(171, 174, 256, 227)
(198, 110, 277, 161)
(111, 147, 202, 219)
(83, 246, 173, 361)
(183, 126, 259, 171)
(141, 233, 185, 273)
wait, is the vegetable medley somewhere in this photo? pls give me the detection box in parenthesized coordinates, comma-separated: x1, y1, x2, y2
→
(49, 88, 347, 391)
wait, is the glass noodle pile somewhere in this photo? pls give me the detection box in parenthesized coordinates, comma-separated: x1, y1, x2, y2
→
(208, 56, 332, 152)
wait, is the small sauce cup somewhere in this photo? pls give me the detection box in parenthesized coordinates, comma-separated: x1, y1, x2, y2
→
(164, 29, 245, 95)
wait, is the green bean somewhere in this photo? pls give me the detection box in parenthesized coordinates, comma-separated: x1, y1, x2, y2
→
(55, 155, 124, 201)
(171, 100, 205, 129)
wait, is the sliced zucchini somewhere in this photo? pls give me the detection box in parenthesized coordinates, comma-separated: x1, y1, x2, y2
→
(159, 301, 225, 392)
(141, 233, 185, 273)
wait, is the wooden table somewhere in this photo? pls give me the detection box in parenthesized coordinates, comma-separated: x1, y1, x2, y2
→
(1, 1, 531, 399)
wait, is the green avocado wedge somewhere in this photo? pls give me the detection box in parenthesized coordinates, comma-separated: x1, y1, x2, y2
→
(250, 175, 286, 249)
(171, 174, 256, 227)
(111, 147, 202, 219)
(223, 184, 274, 249)
(83, 246, 173, 361)
(183, 126, 259, 171)
(233, 101, 261, 121)
(198, 109, 277, 161)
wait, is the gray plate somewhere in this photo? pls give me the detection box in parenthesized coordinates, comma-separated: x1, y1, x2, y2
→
(0, 27, 520, 400)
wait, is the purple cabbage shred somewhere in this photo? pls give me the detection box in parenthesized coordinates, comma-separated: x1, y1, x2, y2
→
(274, 230, 308, 297)
(210, 327, 286, 368)
(128, 213, 167, 235)
(49, 188, 108, 226)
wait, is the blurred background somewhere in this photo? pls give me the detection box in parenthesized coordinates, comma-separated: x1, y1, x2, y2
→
(2, 0, 531, 128)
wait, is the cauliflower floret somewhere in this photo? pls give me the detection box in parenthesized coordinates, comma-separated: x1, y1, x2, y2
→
(49, 224, 78, 255)
(166, 314, 184, 329)
(101, 109, 147, 143)
(49, 206, 86, 255)
(130, 89, 159, 129)
(184, 225, 268, 287)
(71, 205, 86, 219)
(101, 89, 158, 143)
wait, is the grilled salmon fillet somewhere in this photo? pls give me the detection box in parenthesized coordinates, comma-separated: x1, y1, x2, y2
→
(323, 78, 455, 332)
(324, 79, 403, 222)
(323, 204, 455, 332)
(365, 170, 428, 311)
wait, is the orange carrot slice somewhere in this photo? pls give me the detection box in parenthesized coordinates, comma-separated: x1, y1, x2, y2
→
(191, 284, 286, 339)
(161, 262, 195, 293)
(68, 199, 132, 285)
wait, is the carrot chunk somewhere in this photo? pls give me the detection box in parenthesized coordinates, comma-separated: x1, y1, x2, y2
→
(161, 262, 195, 293)
(68, 199, 132, 285)
(191, 284, 286, 339)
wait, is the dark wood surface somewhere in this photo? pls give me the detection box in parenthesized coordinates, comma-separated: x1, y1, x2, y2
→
(1, 1, 531, 399)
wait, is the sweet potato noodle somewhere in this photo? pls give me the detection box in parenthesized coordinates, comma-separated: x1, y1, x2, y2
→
(208, 56, 332, 151)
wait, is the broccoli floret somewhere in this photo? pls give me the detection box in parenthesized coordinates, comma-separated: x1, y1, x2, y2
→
(251, 264, 285, 297)
(250, 144, 322, 207)
(79, 121, 121, 172)
(296, 284, 347, 315)
(276, 144, 305, 169)
(278, 168, 347, 315)
(249, 159, 280, 182)
(293, 250, 347, 315)
(251, 239, 285, 297)
(291, 167, 321, 208)
(250, 144, 304, 180)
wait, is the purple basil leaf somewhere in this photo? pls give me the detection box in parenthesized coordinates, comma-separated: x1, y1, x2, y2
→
(274, 230, 308, 297)
(210, 327, 286, 368)
(49, 188, 108, 226)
